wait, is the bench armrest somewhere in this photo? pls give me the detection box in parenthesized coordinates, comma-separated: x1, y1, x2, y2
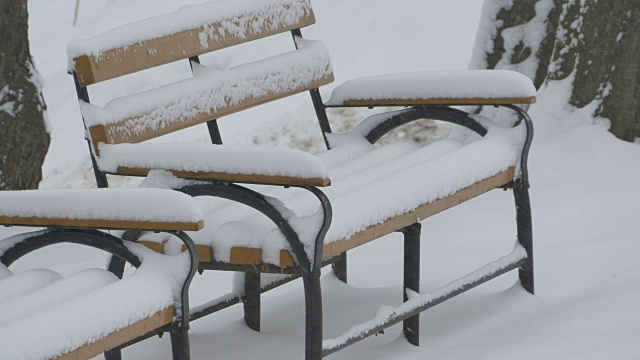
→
(324, 70, 536, 107)
(98, 143, 332, 187)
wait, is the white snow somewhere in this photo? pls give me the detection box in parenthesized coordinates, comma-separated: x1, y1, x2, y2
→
(12, 0, 640, 359)
(0, 269, 62, 303)
(66, 0, 312, 65)
(0, 189, 202, 224)
(0, 245, 191, 359)
(0, 264, 11, 280)
(0, 268, 118, 325)
(97, 142, 329, 179)
(323, 243, 528, 350)
(172, 118, 520, 265)
(81, 38, 332, 142)
(325, 70, 536, 106)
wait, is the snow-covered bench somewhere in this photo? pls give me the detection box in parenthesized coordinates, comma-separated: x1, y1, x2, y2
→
(0, 189, 202, 360)
(67, 0, 536, 358)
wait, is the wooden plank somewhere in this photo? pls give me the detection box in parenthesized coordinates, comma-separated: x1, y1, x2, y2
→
(74, 8, 316, 86)
(89, 75, 333, 150)
(0, 216, 203, 232)
(333, 96, 536, 107)
(57, 306, 174, 360)
(230, 247, 262, 265)
(321, 168, 515, 260)
(280, 249, 296, 268)
(181, 244, 213, 263)
(114, 167, 331, 187)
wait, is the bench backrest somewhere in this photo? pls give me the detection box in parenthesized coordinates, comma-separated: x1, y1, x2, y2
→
(69, 0, 333, 157)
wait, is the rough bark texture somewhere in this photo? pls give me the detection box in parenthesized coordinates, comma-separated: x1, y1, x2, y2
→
(549, 0, 640, 142)
(0, 0, 50, 190)
(484, 0, 562, 89)
(475, 0, 640, 142)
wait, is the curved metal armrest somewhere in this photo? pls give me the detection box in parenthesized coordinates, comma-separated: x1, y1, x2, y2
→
(345, 104, 533, 188)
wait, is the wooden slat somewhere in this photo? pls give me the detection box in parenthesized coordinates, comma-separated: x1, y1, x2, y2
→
(280, 250, 296, 268)
(114, 167, 331, 187)
(89, 75, 333, 150)
(230, 247, 263, 265)
(0, 216, 203, 232)
(74, 8, 316, 86)
(333, 96, 536, 107)
(57, 306, 174, 360)
(320, 168, 515, 260)
(181, 244, 213, 263)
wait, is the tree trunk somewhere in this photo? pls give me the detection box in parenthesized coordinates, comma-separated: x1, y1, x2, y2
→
(0, 0, 50, 190)
(549, 0, 640, 142)
(471, 0, 640, 142)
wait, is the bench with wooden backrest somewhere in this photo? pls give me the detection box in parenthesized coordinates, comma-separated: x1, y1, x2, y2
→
(0, 189, 202, 360)
(67, 0, 536, 358)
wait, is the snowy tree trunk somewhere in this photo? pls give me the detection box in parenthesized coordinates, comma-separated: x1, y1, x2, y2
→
(0, 0, 50, 190)
(471, 0, 640, 142)
(548, 1, 640, 142)
(470, 0, 561, 89)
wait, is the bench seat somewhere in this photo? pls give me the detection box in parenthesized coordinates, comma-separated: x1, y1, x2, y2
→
(0, 248, 182, 360)
(144, 118, 522, 268)
(325, 70, 537, 107)
(97, 143, 330, 187)
(0, 189, 203, 231)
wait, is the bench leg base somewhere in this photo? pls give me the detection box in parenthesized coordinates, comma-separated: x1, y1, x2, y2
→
(244, 272, 261, 332)
(514, 182, 534, 295)
(332, 252, 347, 283)
(401, 223, 421, 347)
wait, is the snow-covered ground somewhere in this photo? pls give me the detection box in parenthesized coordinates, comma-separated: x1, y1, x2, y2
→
(4, 0, 639, 358)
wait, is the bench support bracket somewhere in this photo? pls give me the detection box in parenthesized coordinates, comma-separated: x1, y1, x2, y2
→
(332, 252, 347, 283)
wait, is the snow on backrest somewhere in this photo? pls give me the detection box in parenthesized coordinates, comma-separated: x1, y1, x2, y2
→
(84, 38, 333, 152)
(68, 0, 315, 86)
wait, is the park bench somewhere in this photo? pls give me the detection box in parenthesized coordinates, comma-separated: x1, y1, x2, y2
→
(67, 0, 536, 358)
(0, 189, 202, 359)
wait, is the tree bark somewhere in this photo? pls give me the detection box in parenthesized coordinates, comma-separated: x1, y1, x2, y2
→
(0, 0, 50, 190)
(549, 0, 640, 142)
(472, 0, 640, 142)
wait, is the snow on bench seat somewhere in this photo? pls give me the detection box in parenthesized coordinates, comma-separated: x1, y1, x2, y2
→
(146, 117, 524, 267)
(82, 38, 333, 147)
(0, 269, 118, 325)
(97, 143, 330, 187)
(325, 70, 536, 107)
(0, 246, 187, 360)
(0, 269, 62, 303)
(0, 189, 203, 231)
(68, 0, 316, 86)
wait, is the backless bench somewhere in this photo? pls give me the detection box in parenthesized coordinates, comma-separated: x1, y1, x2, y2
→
(0, 189, 202, 359)
(66, 0, 536, 358)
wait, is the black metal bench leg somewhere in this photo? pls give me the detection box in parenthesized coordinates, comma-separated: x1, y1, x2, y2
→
(332, 252, 347, 283)
(514, 181, 534, 294)
(401, 223, 421, 347)
(170, 330, 191, 360)
(302, 271, 323, 360)
(104, 349, 122, 360)
(244, 272, 261, 332)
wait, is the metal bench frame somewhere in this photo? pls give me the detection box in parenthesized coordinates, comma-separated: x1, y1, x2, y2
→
(71, 24, 534, 360)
